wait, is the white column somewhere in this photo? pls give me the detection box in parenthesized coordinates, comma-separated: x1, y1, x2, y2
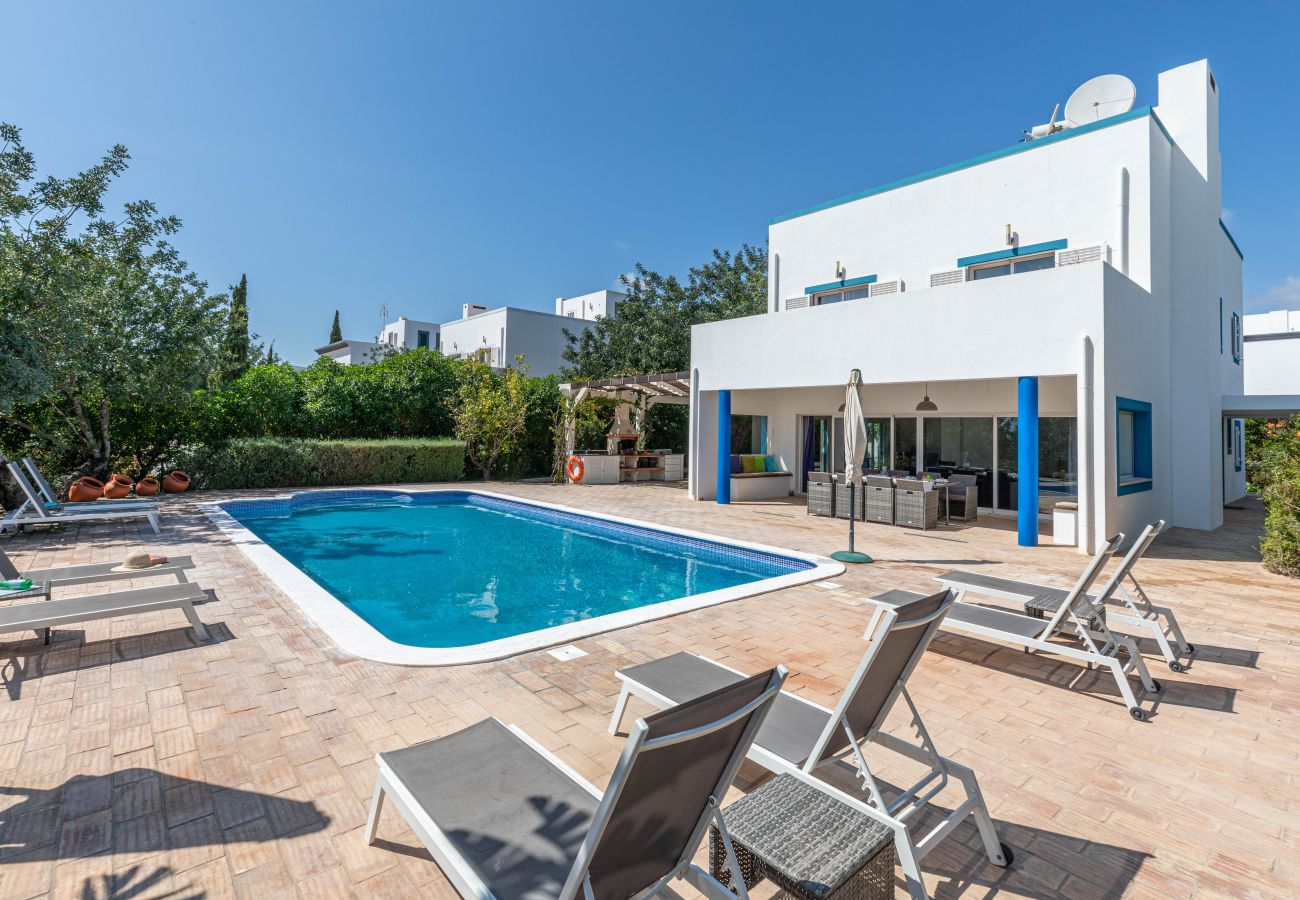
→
(1077, 335, 1094, 554)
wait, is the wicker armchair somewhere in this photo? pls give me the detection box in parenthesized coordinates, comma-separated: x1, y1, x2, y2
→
(946, 474, 979, 522)
(863, 475, 895, 525)
(894, 479, 939, 530)
(807, 471, 835, 517)
(834, 475, 864, 521)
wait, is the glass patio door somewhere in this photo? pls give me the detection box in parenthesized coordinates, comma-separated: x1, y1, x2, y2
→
(922, 417, 994, 507)
(996, 416, 1078, 513)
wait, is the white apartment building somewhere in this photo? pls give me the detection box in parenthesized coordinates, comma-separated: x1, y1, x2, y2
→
(688, 60, 1296, 551)
(1244, 309, 1300, 395)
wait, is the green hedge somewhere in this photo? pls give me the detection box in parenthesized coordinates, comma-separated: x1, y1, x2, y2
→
(175, 438, 466, 490)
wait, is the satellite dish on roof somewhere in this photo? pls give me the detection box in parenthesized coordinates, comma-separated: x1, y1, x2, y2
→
(1064, 74, 1136, 127)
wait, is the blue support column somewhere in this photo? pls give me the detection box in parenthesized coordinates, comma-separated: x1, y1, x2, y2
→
(1017, 376, 1039, 547)
(716, 390, 731, 505)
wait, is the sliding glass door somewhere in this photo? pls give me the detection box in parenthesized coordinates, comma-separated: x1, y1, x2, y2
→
(921, 417, 994, 507)
(996, 416, 1078, 513)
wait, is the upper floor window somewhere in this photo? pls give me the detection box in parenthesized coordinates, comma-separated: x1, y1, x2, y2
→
(969, 251, 1055, 281)
(1230, 311, 1242, 364)
(813, 286, 870, 305)
(416, 330, 430, 349)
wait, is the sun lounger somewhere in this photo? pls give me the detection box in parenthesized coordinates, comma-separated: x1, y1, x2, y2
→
(365, 667, 788, 900)
(610, 590, 1012, 899)
(870, 535, 1159, 719)
(936, 520, 1194, 671)
(1, 548, 194, 589)
(18, 456, 158, 512)
(2, 460, 160, 534)
(0, 582, 210, 644)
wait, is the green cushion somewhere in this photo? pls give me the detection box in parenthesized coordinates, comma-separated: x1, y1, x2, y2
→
(753, 456, 768, 473)
(741, 456, 758, 474)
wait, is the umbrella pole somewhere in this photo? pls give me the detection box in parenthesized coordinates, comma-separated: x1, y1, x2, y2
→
(831, 481, 873, 564)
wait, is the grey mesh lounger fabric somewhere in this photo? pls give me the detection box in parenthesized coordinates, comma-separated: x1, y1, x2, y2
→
(0, 582, 210, 644)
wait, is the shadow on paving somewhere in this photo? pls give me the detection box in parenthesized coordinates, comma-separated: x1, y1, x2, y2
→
(0, 770, 330, 863)
(1, 623, 234, 702)
(78, 864, 205, 900)
(928, 633, 1238, 718)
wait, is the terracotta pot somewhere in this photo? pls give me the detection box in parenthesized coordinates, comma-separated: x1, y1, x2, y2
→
(103, 473, 134, 500)
(135, 476, 161, 497)
(162, 471, 191, 493)
(68, 477, 103, 502)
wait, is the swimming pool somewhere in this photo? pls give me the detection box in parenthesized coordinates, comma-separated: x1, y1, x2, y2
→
(206, 489, 840, 665)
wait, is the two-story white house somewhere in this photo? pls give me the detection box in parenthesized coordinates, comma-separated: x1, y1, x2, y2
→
(687, 59, 1286, 552)
(315, 316, 440, 364)
(440, 289, 624, 376)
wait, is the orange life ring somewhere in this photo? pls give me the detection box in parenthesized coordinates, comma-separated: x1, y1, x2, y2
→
(566, 455, 585, 483)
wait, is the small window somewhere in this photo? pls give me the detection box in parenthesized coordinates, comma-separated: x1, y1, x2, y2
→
(416, 330, 430, 349)
(813, 286, 869, 305)
(1230, 312, 1242, 364)
(1116, 397, 1153, 495)
(730, 415, 769, 454)
(1233, 419, 1243, 472)
(968, 252, 1055, 281)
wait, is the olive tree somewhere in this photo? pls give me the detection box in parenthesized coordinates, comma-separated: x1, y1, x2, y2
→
(453, 357, 530, 481)
(0, 123, 224, 479)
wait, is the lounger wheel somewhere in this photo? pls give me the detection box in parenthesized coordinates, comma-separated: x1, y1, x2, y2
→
(996, 841, 1014, 867)
(1168, 660, 1185, 673)
(1129, 707, 1149, 721)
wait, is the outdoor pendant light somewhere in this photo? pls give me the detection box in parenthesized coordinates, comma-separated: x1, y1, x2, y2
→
(916, 383, 938, 412)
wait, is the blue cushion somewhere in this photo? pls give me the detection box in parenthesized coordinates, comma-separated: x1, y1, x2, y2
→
(764, 455, 778, 472)
(730, 454, 742, 474)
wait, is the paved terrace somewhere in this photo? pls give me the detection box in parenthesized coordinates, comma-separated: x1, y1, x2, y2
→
(0, 483, 1295, 899)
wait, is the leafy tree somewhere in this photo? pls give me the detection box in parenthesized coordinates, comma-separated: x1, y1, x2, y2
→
(454, 357, 530, 480)
(562, 243, 768, 379)
(0, 123, 225, 479)
(329, 309, 342, 343)
(1247, 416, 1300, 577)
(215, 273, 251, 385)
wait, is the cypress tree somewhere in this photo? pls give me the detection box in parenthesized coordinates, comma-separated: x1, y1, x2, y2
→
(217, 273, 251, 384)
(329, 309, 342, 343)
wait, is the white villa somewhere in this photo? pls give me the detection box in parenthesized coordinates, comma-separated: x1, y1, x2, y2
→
(317, 290, 622, 376)
(686, 59, 1294, 552)
(440, 290, 623, 375)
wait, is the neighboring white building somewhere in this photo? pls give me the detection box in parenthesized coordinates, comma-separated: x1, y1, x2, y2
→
(1244, 310, 1300, 395)
(441, 290, 625, 376)
(315, 316, 440, 364)
(688, 59, 1295, 551)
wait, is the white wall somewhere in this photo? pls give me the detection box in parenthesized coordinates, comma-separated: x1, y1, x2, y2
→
(1244, 311, 1300, 396)
(380, 317, 440, 351)
(768, 114, 1155, 306)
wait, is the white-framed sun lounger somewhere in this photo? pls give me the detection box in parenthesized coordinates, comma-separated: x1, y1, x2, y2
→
(18, 456, 159, 512)
(936, 520, 1193, 671)
(610, 590, 1013, 900)
(2, 460, 160, 535)
(0, 582, 210, 644)
(366, 666, 788, 900)
(875, 535, 1159, 719)
(1, 548, 194, 589)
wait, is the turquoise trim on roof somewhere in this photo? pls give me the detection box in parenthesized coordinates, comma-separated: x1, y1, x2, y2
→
(956, 239, 1068, 269)
(1219, 219, 1243, 260)
(771, 106, 1169, 226)
(804, 274, 877, 295)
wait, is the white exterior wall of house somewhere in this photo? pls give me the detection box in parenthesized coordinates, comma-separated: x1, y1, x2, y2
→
(690, 59, 1247, 550)
(555, 289, 624, 321)
(439, 307, 596, 376)
(315, 339, 380, 365)
(379, 317, 440, 352)
(1244, 311, 1300, 395)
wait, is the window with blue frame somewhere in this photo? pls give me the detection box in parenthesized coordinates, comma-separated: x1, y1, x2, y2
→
(730, 415, 768, 455)
(1234, 419, 1243, 472)
(1230, 312, 1242, 364)
(1116, 397, 1153, 495)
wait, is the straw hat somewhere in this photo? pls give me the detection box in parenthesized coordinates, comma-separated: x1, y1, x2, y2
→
(110, 551, 168, 573)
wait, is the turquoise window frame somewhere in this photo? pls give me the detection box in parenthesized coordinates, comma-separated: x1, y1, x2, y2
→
(1234, 419, 1243, 473)
(1230, 311, 1242, 364)
(956, 239, 1067, 269)
(1116, 397, 1153, 496)
(804, 275, 877, 295)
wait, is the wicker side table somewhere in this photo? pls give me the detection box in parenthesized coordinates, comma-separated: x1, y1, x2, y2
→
(709, 773, 895, 900)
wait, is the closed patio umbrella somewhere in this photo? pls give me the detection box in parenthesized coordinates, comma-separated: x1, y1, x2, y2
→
(832, 369, 872, 564)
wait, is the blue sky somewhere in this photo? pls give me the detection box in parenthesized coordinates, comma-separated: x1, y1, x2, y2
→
(7, 2, 1299, 363)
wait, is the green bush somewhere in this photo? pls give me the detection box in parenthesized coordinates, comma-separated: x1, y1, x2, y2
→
(175, 437, 466, 490)
(1248, 417, 1300, 577)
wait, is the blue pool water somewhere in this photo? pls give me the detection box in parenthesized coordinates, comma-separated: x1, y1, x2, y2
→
(224, 491, 811, 649)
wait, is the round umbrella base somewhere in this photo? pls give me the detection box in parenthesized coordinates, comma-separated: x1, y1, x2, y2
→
(830, 550, 873, 564)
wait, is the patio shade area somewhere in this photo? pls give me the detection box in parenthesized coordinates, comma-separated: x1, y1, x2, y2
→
(0, 482, 1295, 897)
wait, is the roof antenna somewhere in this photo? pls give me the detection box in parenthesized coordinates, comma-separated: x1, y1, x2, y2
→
(1024, 103, 1062, 141)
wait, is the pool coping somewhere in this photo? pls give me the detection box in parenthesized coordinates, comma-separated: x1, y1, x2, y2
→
(200, 486, 844, 666)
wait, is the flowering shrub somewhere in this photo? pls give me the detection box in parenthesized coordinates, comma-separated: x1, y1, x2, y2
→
(1247, 417, 1300, 577)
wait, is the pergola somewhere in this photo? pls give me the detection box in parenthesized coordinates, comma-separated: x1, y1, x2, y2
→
(557, 371, 692, 456)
